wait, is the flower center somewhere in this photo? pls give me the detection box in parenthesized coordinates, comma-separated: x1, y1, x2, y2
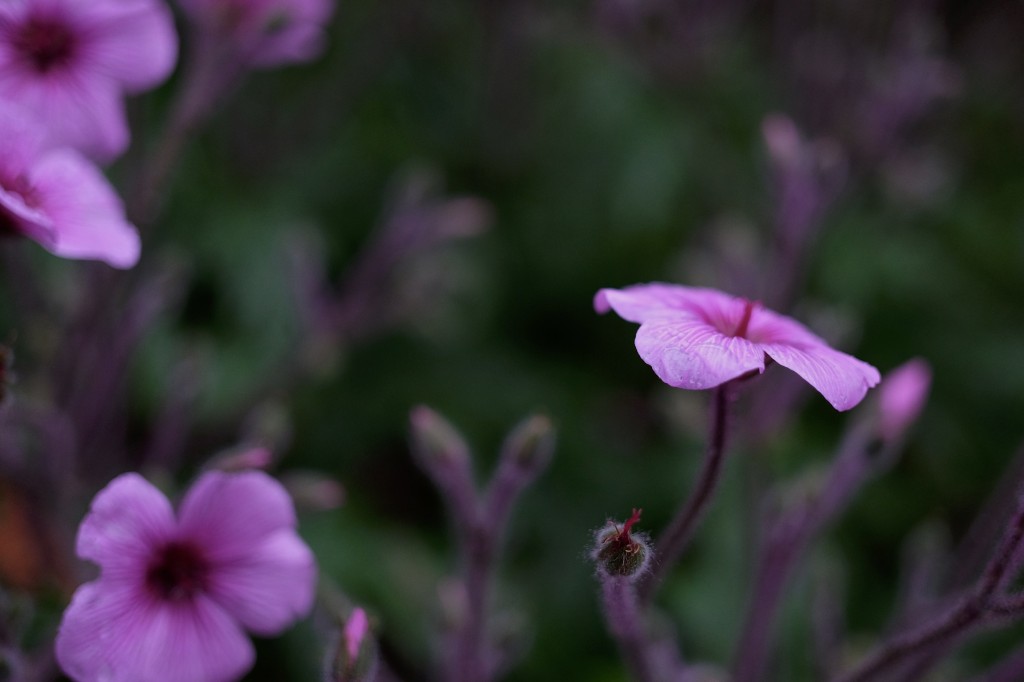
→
(13, 18, 77, 73)
(732, 299, 756, 338)
(146, 542, 209, 601)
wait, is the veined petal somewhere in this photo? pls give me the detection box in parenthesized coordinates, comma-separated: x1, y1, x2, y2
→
(206, 530, 317, 634)
(29, 149, 140, 268)
(57, 581, 254, 682)
(761, 342, 880, 411)
(76, 473, 175, 578)
(178, 471, 299, 561)
(595, 283, 701, 323)
(78, 0, 178, 92)
(0, 70, 129, 161)
(634, 316, 766, 390)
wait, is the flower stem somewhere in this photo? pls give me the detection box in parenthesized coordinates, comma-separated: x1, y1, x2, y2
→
(601, 575, 657, 682)
(639, 384, 731, 603)
(834, 493, 1024, 682)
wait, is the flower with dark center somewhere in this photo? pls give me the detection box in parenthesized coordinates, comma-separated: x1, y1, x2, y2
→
(0, 0, 177, 160)
(56, 471, 317, 682)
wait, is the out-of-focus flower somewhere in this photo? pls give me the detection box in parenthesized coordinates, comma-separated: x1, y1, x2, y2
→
(878, 358, 931, 441)
(178, 0, 333, 68)
(0, 108, 140, 267)
(0, 0, 178, 161)
(56, 470, 316, 682)
(595, 283, 880, 411)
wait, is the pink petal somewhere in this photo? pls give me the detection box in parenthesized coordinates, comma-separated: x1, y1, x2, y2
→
(29, 150, 140, 268)
(205, 530, 317, 634)
(749, 307, 880, 411)
(78, 0, 178, 93)
(0, 106, 49, 171)
(57, 581, 254, 682)
(0, 70, 130, 161)
(760, 342, 880, 411)
(634, 316, 766, 390)
(178, 471, 299, 561)
(76, 473, 175, 578)
(0, 185, 55, 245)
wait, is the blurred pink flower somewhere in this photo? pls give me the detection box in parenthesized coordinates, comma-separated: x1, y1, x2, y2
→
(879, 358, 931, 441)
(179, 0, 333, 67)
(0, 108, 140, 267)
(344, 608, 369, 661)
(595, 283, 880, 411)
(0, 0, 177, 161)
(56, 470, 317, 682)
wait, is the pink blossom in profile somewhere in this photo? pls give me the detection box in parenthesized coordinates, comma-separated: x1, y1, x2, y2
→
(878, 358, 931, 441)
(56, 470, 317, 682)
(0, 0, 178, 161)
(595, 283, 881, 411)
(179, 0, 334, 68)
(0, 108, 140, 267)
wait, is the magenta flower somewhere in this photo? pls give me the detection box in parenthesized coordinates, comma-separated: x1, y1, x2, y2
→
(0, 0, 177, 161)
(0, 107, 139, 267)
(595, 283, 880, 411)
(56, 470, 317, 682)
(179, 0, 334, 68)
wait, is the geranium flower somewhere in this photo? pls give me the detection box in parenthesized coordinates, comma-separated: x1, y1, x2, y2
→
(179, 0, 334, 68)
(56, 470, 317, 682)
(595, 283, 880, 411)
(0, 108, 139, 267)
(0, 0, 178, 160)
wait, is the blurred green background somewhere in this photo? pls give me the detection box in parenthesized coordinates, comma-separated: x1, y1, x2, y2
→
(6, 0, 1024, 680)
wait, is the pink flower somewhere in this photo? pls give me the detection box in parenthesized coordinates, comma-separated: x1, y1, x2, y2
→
(0, 0, 177, 161)
(878, 358, 931, 441)
(179, 0, 334, 68)
(56, 470, 317, 682)
(595, 283, 881, 411)
(0, 107, 140, 267)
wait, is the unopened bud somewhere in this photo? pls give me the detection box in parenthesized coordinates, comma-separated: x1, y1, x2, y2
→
(878, 359, 931, 442)
(282, 471, 345, 511)
(592, 509, 651, 581)
(499, 415, 555, 479)
(409, 406, 471, 471)
(327, 607, 378, 682)
(207, 446, 274, 472)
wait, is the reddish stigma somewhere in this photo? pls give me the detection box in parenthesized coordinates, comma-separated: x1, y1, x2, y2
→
(13, 17, 77, 73)
(733, 299, 757, 338)
(605, 508, 642, 549)
(146, 542, 210, 601)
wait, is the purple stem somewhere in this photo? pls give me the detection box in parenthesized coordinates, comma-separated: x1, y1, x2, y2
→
(638, 384, 731, 603)
(733, 420, 897, 682)
(834, 493, 1024, 682)
(601, 575, 657, 682)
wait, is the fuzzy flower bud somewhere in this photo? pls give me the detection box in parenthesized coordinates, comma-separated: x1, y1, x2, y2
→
(592, 509, 652, 581)
(878, 359, 932, 442)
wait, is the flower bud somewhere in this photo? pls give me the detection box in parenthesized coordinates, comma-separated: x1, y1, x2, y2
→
(592, 509, 652, 581)
(409, 406, 471, 472)
(498, 415, 555, 480)
(878, 359, 932, 442)
(327, 608, 378, 682)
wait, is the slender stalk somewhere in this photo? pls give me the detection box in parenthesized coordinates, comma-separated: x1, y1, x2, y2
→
(639, 384, 731, 603)
(834, 494, 1024, 682)
(601, 576, 656, 682)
